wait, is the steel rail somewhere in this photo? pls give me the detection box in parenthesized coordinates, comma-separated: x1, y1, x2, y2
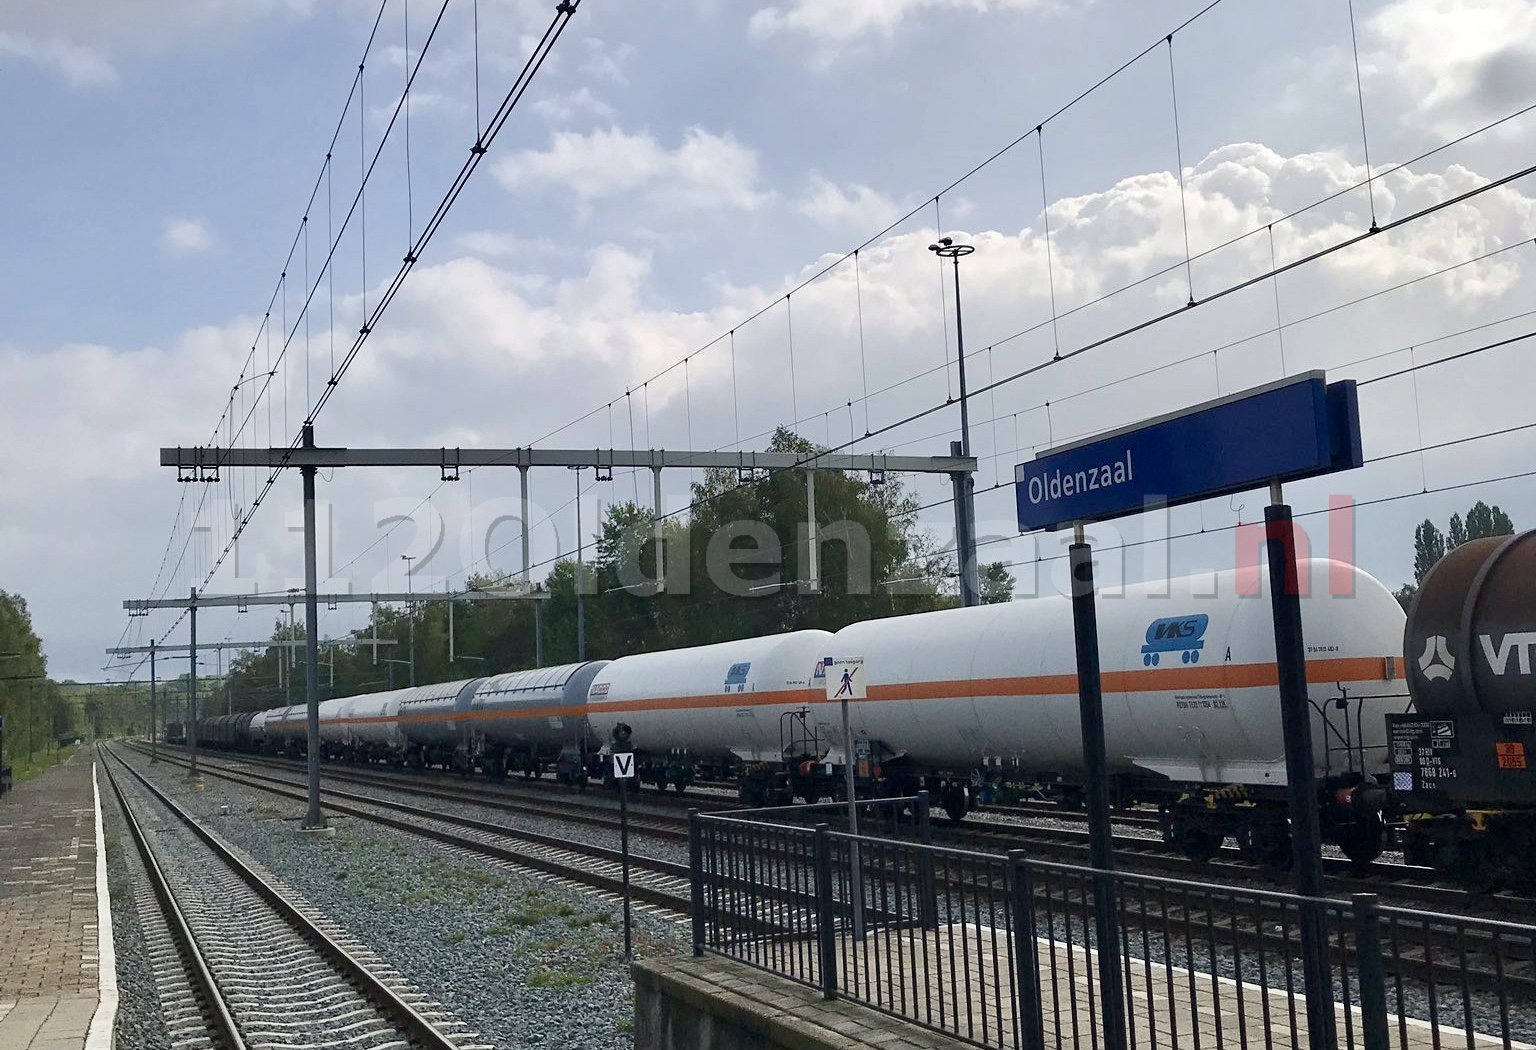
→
(104, 747, 465, 1050)
(102, 754, 248, 1050)
(136, 741, 1498, 915)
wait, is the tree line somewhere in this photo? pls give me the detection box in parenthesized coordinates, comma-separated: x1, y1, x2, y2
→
(220, 428, 1015, 712)
(0, 591, 153, 779)
(1395, 500, 1517, 609)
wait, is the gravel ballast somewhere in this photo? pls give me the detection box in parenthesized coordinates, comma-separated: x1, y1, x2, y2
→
(117, 748, 689, 1050)
(99, 778, 179, 1050)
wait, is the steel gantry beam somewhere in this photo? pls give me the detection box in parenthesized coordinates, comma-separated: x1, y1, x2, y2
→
(150, 433, 977, 833)
(122, 589, 546, 611)
(161, 445, 975, 473)
(106, 638, 402, 653)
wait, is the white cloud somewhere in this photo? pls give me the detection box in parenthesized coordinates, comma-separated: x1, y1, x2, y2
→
(0, 0, 320, 83)
(9, 138, 1536, 678)
(578, 37, 635, 85)
(796, 174, 905, 231)
(749, 0, 1044, 44)
(531, 86, 617, 124)
(1365, 0, 1536, 136)
(0, 32, 116, 87)
(455, 230, 561, 259)
(492, 126, 772, 211)
(161, 218, 216, 257)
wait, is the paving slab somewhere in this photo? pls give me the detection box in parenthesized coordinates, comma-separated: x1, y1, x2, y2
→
(0, 750, 116, 1050)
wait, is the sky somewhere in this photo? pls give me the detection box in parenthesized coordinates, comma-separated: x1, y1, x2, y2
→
(2, 0, 1534, 681)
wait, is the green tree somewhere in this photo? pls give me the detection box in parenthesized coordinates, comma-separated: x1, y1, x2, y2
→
(221, 427, 961, 695)
(1447, 513, 1466, 551)
(1463, 501, 1515, 545)
(979, 562, 1016, 604)
(1400, 503, 1518, 610)
(1413, 520, 1446, 586)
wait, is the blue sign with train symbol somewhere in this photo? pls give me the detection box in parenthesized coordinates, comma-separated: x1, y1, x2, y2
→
(724, 662, 752, 693)
(1142, 614, 1209, 666)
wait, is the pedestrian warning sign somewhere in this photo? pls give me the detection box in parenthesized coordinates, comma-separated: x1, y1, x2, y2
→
(824, 657, 866, 701)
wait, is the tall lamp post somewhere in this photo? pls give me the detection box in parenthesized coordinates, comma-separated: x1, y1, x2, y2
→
(568, 466, 586, 661)
(927, 235, 980, 608)
(401, 554, 417, 687)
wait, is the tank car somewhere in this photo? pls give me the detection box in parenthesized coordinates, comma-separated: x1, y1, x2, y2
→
(249, 709, 275, 751)
(820, 558, 1409, 863)
(1394, 530, 1536, 888)
(262, 704, 308, 751)
(316, 688, 411, 764)
(455, 662, 607, 783)
(584, 632, 833, 802)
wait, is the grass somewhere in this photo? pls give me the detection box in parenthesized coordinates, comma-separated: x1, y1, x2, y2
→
(487, 889, 585, 931)
(400, 888, 444, 906)
(6, 743, 80, 784)
(527, 963, 593, 991)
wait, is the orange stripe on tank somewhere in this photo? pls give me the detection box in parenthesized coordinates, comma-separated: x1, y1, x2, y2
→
(289, 656, 1395, 727)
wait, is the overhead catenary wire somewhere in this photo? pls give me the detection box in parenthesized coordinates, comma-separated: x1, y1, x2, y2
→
(140, 0, 582, 651)
(123, 220, 1536, 678)
(523, 83, 1536, 480)
(1166, 35, 1195, 307)
(523, 0, 1237, 454)
(119, 0, 1534, 671)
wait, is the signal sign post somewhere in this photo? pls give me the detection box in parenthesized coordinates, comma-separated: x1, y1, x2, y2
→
(825, 656, 867, 941)
(612, 749, 636, 961)
(1016, 372, 1364, 1050)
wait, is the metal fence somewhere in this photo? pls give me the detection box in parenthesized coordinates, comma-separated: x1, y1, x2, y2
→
(688, 808, 1536, 1050)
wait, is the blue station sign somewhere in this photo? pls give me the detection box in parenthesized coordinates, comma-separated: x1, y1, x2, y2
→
(1015, 371, 1363, 532)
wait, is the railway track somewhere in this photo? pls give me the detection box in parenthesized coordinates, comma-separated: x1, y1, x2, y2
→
(102, 747, 487, 1050)
(142, 743, 1504, 919)
(121, 744, 698, 920)
(124, 743, 1535, 1024)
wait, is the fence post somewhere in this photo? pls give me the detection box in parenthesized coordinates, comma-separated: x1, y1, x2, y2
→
(916, 790, 939, 930)
(1352, 894, 1390, 1050)
(1009, 849, 1046, 1050)
(689, 809, 705, 957)
(814, 823, 838, 1000)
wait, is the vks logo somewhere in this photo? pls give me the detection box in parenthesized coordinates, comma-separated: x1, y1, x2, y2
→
(1418, 635, 1456, 682)
(1141, 614, 1209, 667)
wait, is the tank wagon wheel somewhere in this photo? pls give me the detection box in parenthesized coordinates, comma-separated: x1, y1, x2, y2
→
(1336, 820, 1385, 867)
(941, 784, 970, 825)
(1236, 823, 1294, 872)
(1172, 818, 1224, 862)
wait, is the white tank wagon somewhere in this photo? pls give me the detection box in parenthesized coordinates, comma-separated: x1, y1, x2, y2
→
(394, 678, 486, 771)
(263, 704, 309, 747)
(249, 709, 275, 749)
(584, 631, 833, 799)
(315, 688, 412, 763)
(463, 661, 609, 783)
(823, 559, 1409, 864)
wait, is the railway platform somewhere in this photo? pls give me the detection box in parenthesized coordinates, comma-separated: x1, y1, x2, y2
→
(0, 749, 117, 1050)
(635, 953, 973, 1050)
